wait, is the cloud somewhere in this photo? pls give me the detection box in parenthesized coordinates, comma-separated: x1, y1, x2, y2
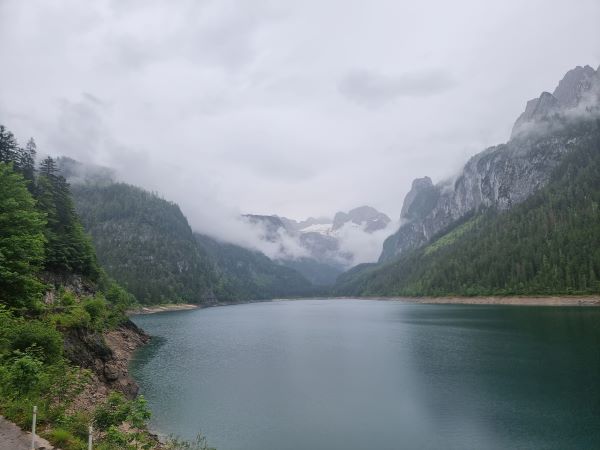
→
(0, 0, 599, 264)
(335, 220, 399, 266)
(339, 69, 456, 108)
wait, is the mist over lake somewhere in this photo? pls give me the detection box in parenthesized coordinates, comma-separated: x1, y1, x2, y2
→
(131, 300, 600, 450)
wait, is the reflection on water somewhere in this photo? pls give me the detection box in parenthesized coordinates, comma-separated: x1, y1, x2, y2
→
(131, 300, 600, 450)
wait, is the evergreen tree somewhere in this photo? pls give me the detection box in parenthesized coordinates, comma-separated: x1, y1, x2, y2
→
(20, 138, 37, 184)
(0, 125, 20, 167)
(0, 163, 46, 308)
(35, 157, 98, 278)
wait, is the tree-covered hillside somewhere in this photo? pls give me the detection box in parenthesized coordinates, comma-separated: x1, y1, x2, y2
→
(334, 119, 600, 296)
(195, 233, 315, 300)
(71, 183, 218, 305)
(0, 124, 169, 449)
(70, 180, 315, 304)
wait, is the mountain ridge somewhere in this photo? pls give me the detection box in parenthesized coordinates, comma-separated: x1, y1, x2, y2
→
(379, 63, 600, 263)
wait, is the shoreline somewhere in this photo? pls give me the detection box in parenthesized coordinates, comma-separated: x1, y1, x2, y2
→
(128, 295, 600, 316)
(127, 303, 201, 315)
(312, 295, 600, 306)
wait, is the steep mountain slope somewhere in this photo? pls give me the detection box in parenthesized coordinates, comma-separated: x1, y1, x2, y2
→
(195, 234, 315, 300)
(71, 183, 218, 304)
(380, 64, 600, 263)
(335, 118, 600, 296)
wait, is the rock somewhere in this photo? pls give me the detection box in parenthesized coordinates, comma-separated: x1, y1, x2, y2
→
(400, 176, 439, 221)
(104, 363, 120, 381)
(511, 65, 599, 138)
(552, 65, 596, 107)
(332, 206, 391, 232)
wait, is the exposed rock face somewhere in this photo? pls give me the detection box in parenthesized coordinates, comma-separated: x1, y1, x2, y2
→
(512, 91, 560, 137)
(332, 206, 391, 232)
(380, 64, 600, 263)
(552, 65, 597, 107)
(400, 176, 439, 221)
(64, 320, 150, 400)
(511, 65, 599, 138)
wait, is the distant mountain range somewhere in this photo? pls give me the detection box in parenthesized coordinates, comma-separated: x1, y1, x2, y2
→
(58, 63, 600, 300)
(242, 206, 392, 285)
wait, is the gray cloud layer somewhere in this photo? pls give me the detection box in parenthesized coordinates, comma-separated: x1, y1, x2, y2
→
(339, 69, 456, 107)
(1, 0, 599, 252)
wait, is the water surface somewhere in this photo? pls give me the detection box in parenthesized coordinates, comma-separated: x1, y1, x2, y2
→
(131, 299, 600, 449)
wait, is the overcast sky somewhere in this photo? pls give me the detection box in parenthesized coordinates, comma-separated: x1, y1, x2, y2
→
(1, 0, 599, 237)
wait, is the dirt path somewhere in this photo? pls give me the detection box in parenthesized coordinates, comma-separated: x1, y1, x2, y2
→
(0, 416, 56, 450)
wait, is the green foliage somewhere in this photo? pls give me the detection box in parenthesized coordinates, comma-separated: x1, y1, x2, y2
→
(423, 215, 482, 256)
(0, 351, 46, 396)
(35, 159, 99, 278)
(71, 183, 217, 304)
(93, 392, 151, 431)
(47, 428, 80, 448)
(0, 163, 46, 308)
(336, 119, 600, 297)
(0, 317, 63, 362)
(0, 125, 157, 448)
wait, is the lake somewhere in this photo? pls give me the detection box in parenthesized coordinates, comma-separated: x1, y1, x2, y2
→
(130, 299, 600, 449)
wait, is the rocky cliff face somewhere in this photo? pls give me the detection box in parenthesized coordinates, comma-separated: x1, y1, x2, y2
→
(380, 64, 600, 263)
(64, 320, 150, 401)
(512, 65, 599, 138)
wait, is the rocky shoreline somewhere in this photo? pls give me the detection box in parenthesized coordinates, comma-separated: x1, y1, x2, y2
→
(127, 303, 200, 315)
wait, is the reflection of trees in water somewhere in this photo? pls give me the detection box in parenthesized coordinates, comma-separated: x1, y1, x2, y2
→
(398, 305, 600, 449)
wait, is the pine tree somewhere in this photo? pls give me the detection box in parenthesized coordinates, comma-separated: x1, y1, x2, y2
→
(35, 157, 98, 278)
(20, 138, 37, 185)
(0, 163, 46, 308)
(0, 125, 20, 167)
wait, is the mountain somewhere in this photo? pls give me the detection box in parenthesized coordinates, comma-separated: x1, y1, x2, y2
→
(62, 171, 315, 303)
(245, 206, 392, 285)
(195, 233, 315, 300)
(512, 65, 598, 137)
(332, 206, 391, 232)
(70, 182, 219, 305)
(380, 64, 600, 263)
(336, 64, 600, 296)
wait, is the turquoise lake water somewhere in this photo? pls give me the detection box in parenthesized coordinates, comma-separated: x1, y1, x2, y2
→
(131, 299, 600, 449)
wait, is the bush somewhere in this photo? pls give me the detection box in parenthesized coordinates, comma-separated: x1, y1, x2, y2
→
(6, 321, 62, 362)
(83, 296, 108, 327)
(2, 351, 46, 396)
(47, 428, 76, 447)
(93, 392, 131, 431)
(49, 305, 91, 330)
